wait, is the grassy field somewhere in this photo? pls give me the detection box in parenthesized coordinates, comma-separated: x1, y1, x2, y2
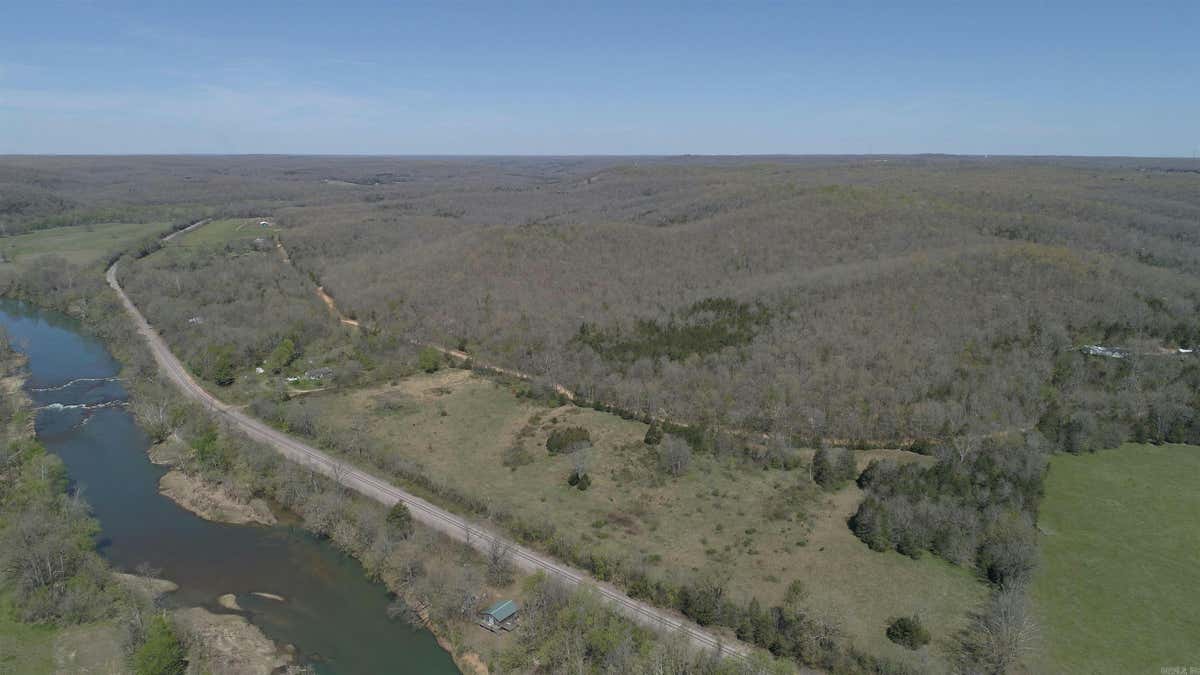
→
(0, 595, 124, 675)
(0, 593, 55, 675)
(297, 369, 986, 668)
(168, 217, 273, 248)
(0, 221, 165, 271)
(1032, 443, 1200, 674)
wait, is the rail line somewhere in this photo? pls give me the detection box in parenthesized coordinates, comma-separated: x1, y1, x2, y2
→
(106, 244, 762, 665)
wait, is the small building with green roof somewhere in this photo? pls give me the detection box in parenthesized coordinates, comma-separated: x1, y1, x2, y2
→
(479, 599, 519, 632)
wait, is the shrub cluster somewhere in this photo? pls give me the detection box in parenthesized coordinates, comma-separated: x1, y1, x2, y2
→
(417, 346, 442, 373)
(566, 470, 591, 490)
(811, 447, 857, 489)
(573, 297, 772, 365)
(886, 615, 931, 650)
(546, 426, 591, 454)
(851, 433, 1046, 586)
(132, 615, 187, 675)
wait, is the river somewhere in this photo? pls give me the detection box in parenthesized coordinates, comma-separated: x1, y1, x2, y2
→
(0, 299, 458, 675)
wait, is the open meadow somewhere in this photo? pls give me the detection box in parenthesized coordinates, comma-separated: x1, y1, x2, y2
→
(1032, 443, 1200, 674)
(280, 368, 986, 668)
(167, 217, 276, 249)
(0, 221, 164, 271)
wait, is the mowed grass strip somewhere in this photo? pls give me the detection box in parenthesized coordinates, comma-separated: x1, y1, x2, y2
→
(0, 221, 165, 270)
(301, 369, 986, 670)
(1032, 443, 1200, 674)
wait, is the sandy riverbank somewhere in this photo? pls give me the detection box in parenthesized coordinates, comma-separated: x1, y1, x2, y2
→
(173, 607, 294, 675)
(157, 469, 277, 526)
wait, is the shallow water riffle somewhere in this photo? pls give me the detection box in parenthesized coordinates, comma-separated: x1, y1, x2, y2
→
(0, 298, 458, 675)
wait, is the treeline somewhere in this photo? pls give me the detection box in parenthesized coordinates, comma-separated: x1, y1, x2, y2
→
(0, 334, 186, 673)
(1038, 349, 1200, 453)
(0, 437, 118, 625)
(848, 432, 1049, 672)
(0, 334, 113, 626)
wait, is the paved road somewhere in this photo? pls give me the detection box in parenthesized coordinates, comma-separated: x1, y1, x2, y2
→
(105, 257, 757, 664)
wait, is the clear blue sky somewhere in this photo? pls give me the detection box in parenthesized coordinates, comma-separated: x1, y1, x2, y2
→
(1, 1, 1196, 155)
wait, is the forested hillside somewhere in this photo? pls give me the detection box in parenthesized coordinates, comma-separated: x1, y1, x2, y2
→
(276, 159, 1200, 450)
(4, 155, 1199, 451)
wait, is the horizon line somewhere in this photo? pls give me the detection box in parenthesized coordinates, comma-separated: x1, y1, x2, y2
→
(1, 152, 1198, 161)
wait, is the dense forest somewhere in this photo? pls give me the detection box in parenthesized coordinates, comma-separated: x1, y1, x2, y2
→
(8, 155, 1194, 450)
(280, 157, 1200, 451)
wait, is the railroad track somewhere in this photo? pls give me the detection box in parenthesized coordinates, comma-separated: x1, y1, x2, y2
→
(105, 245, 760, 664)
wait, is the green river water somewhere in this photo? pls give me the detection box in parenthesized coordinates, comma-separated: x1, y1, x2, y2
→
(0, 299, 458, 674)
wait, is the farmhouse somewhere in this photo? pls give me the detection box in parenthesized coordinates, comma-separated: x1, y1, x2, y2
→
(478, 599, 518, 632)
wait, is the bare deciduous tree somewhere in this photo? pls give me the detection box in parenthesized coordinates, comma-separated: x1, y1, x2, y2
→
(959, 587, 1040, 674)
(657, 435, 692, 477)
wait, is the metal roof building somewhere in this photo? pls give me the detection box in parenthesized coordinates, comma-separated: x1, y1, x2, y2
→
(479, 599, 519, 632)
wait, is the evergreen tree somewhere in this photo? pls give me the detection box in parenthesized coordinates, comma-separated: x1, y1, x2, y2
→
(644, 422, 664, 446)
(812, 447, 834, 487)
(386, 502, 414, 538)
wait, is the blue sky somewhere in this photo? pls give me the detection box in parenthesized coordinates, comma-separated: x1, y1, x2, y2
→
(1, 1, 1196, 155)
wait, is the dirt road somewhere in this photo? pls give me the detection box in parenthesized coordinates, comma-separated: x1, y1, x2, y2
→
(104, 258, 758, 664)
(161, 218, 212, 243)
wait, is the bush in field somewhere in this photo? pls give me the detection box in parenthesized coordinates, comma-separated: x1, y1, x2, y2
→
(546, 426, 591, 454)
(501, 443, 534, 470)
(132, 615, 187, 675)
(567, 470, 591, 490)
(418, 347, 442, 373)
(886, 615, 931, 650)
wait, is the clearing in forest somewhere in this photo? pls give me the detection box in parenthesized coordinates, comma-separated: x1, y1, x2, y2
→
(290, 369, 986, 669)
(0, 222, 165, 270)
(166, 218, 273, 248)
